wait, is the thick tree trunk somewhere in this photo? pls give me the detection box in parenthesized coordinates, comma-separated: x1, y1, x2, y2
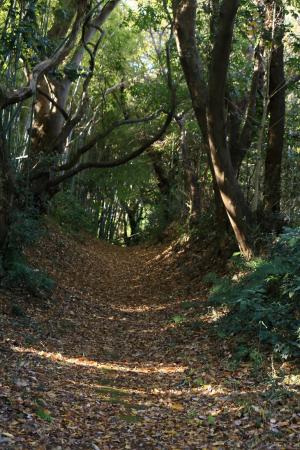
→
(172, 0, 227, 232)
(28, 1, 121, 210)
(173, 0, 254, 258)
(263, 1, 285, 222)
(207, 0, 254, 258)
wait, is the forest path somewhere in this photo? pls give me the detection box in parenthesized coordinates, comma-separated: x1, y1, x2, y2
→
(0, 228, 299, 449)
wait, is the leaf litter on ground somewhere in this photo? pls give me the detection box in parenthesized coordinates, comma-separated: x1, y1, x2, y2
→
(0, 224, 299, 449)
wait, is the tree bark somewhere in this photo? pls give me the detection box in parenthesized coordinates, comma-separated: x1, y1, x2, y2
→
(207, 0, 254, 258)
(0, 135, 15, 271)
(172, 0, 227, 231)
(176, 115, 201, 225)
(263, 0, 285, 221)
(148, 151, 172, 223)
(28, 1, 121, 207)
(173, 0, 254, 258)
(230, 46, 264, 176)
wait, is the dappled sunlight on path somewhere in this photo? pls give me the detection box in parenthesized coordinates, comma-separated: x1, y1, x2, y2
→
(1, 228, 299, 449)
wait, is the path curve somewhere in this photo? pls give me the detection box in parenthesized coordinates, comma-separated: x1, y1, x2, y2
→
(0, 228, 299, 449)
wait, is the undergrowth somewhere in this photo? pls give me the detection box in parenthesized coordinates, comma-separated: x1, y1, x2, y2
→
(50, 190, 97, 235)
(1, 208, 54, 296)
(205, 228, 300, 360)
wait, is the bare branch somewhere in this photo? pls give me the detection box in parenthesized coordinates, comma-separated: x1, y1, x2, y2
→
(70, 0, 122, 68)
(46, 22, 105, 156)
(54, 110, 164, 172)
(37, 88, 70, 121)
(48, 110, 174, 187)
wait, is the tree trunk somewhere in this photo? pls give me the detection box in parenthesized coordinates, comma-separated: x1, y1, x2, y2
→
(263, 0, 285, 224)
(176, 115, 201, 225)
(122, 202, 141, 244)
(229, 46, 264, 176)
(0, 136, 15, 272)
(173, 0, 254, 258)
(207, 0, 254, 259)
(172, 0, 228, 232)
(148, 150, 172, 223)
(28, 1, 121, 210)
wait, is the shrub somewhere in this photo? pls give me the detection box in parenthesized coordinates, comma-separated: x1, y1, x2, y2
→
(3, 261, 55, 295)
(141, 200, 170, 241)
(8, 208, 43, 248)
(50, 190, 97, 234)
(206, 228, 300, 359)
(2, 208, 54, 295)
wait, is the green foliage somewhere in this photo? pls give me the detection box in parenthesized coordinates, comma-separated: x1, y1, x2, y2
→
(7, 208, 42, 249)
(180, 300, 198, 310)
(2, 208, 54, 295)
(171, 314, 185, 324)
(207, 228, 300, 359)
(50, 191, 97, 234)
(3, 260, 54, 295)
(141, 198, 169, 241)
(35, 406, 53, 423)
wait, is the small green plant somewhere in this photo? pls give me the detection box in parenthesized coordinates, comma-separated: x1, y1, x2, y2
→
(262, 378, 293, 402)
(207, 414, 216, 426)
(171, 314, 185, 324)
(35, 406, 53, 422)
(249, 349, 264, 371)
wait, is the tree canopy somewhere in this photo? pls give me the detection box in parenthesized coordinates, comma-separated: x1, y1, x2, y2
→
(0, 0, 299, 258)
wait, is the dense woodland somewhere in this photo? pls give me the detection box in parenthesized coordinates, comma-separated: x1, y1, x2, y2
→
(0, 0, 300, 448)
(0, 0, 299, 252)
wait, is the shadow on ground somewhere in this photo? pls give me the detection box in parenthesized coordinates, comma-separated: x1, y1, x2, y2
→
(0, 227, 299, 449)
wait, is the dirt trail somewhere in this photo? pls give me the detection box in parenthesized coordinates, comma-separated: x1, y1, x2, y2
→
(0, 229, 299, 449)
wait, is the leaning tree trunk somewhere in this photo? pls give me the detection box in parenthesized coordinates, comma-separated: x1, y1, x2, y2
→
(173, 0, 254, 258)
(207, 0, 254, 259)
(263, 0, 285, 225)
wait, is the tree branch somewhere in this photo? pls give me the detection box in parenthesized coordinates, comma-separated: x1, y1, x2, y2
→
(53, 110, 164, 172)
(37, 88, 70, 121)
(231, 44, 264, 174)
(48, 110, 174, 186)
(70, 0, 121, 69)
(48, 34, 176, 187)
(44, 20, 106, 157)
(0, 2, 88, 110)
